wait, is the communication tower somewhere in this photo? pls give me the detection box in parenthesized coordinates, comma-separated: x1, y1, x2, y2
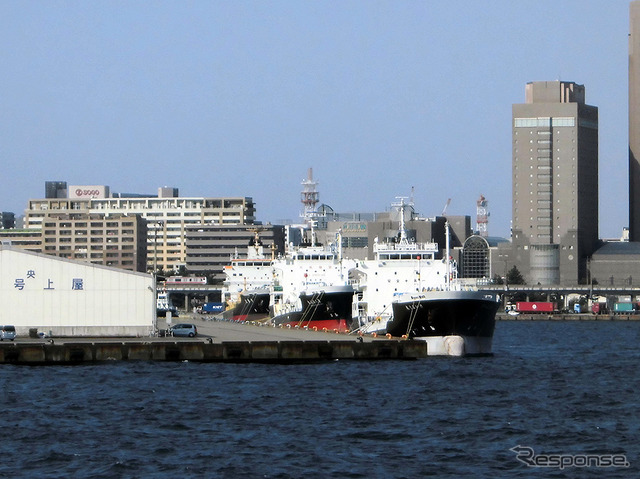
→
(476, 194, 489, 237)
(300, 168, 320, 221)
(299, 168, 324, 245)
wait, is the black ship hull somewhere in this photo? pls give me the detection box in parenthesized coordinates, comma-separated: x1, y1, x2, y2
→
(224, 291, 271, 322)
(272, 286, 354, 332)
(388, 290, 499, 355)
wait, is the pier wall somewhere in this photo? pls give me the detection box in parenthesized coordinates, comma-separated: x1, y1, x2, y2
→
(0, 340, 429, 364)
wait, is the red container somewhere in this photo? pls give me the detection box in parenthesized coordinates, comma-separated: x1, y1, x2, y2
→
(516, 301, 556, 313)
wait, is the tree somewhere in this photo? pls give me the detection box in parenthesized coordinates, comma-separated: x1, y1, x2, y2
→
(506, 265, 525, 285)
(176, 265, 189, 276)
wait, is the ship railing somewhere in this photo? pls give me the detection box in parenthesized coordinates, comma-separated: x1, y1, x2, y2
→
(374, 242, 438, 253)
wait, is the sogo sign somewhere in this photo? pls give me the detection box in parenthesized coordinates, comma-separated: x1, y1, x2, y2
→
(75, 189, 101, 197)
(69, 185, 108, 199)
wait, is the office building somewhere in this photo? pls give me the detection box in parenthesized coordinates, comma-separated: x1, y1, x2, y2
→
(185, 224, 286, 281)
(45, 181, 68, 199)
(0, 212, 15, 230)
(512, 81, 599, 285)
(321, 213, 470, 261)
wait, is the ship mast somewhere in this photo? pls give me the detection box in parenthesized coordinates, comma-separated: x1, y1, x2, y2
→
(398, 198, 408, 244)
(393, 196, 411, 246)
(445, 220, 451, 291)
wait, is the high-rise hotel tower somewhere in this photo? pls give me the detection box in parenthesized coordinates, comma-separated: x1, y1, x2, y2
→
(512, 81, 599, 285)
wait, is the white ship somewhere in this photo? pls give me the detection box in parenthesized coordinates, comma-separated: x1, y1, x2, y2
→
(269, 226, 357, 331)
(352, 198, 449, 331)
(353, 198, 499, 355)
(221, 230, 274, 322)
(221, 169, 358, 330)
(219, 177, 499, 354)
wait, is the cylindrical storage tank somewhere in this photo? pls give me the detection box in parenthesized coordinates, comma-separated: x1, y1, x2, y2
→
(529, 244, 560, 285)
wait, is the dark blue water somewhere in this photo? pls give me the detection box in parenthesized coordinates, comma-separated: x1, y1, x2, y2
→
(0, 321, 638, 478)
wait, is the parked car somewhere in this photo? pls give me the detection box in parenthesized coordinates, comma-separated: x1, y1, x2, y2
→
(169, 323, 198, 337)
(0, 325, 16, 341)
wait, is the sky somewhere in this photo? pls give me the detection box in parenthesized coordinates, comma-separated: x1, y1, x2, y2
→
(0, 0, 634, 238)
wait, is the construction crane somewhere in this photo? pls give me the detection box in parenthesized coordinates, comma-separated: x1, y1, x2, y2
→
(441, 198, 451, 216)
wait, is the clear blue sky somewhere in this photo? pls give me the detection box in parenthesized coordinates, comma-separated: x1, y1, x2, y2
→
(0, 1, 633, 238)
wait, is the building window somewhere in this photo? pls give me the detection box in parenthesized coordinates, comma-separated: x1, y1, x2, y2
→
(461, 236, 490, 279)
(551, 117, 575, 127)
(579, 118, 598, 129)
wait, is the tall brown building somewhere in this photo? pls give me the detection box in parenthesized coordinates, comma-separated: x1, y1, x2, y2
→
(512, 81, 599, 285)
(630, 1, 640, 241)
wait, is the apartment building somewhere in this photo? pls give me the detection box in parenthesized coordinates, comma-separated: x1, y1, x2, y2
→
(0, 229, 42, 252)
(40, 213, 147, 272)
(25, 185, 256, 272)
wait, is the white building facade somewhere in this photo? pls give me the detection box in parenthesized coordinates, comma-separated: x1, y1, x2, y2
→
(0, 246, 156, 336)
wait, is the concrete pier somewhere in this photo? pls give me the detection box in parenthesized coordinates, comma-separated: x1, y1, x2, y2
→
(0, 339, 427, 364)
(0, 316, 429, 364)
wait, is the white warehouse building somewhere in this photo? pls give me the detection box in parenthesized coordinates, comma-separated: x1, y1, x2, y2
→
(0, 246, 156, 336)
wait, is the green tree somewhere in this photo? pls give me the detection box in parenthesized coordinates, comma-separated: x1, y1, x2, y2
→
(176, 265, 189, 276)
(506, 265, 525, 285)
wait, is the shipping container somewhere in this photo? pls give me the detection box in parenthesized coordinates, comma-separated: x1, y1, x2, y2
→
(614, 302, 635, 313)
(202, 302, 225, 313)
(516, 301, 556, 313)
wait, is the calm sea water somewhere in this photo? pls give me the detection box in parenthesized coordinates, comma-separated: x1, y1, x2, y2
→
(0, 321, 638, 478)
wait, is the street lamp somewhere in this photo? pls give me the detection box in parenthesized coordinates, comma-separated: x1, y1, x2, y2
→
(498, 253, 508, 289)
(587, 256, 592, 298)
